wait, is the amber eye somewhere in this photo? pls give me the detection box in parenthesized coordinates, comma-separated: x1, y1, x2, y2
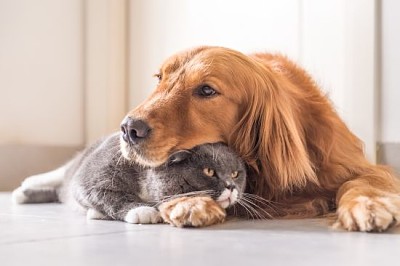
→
(203, 168, 215, 177)
(231, 171, 239, 179)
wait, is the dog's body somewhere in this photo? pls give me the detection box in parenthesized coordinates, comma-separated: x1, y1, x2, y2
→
(14, 46, 400, 231)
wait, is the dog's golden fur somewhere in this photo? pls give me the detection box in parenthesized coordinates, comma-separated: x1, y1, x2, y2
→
(123, 46, 400, 231)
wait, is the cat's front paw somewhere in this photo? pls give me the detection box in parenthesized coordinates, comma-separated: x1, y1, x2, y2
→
(124, 206, 161, 224)
(86, 208, 107, 220)
(158, 196, 226, 228)
(333, 194, 400, 232)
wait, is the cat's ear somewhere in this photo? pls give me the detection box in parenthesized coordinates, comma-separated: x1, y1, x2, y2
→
(167, 150, 192, 165)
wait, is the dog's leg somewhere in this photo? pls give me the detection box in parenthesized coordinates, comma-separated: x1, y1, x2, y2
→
(158, 196, 226, 227)
(334, 167, 400, 232)
(12, 164, 67, 204)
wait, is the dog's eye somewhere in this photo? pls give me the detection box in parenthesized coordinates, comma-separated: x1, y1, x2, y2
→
(203, 168, 215, 177)
(154, 73, 162, 82)
(196, 85, 217, 97)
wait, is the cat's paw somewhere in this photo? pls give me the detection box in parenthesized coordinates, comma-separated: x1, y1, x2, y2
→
(11, 186, 28, 204)
(158, 196, 226, 228)
(124, 206, 161, 224)
(333, 194, 400, 232)
(86, 208, 107, 220)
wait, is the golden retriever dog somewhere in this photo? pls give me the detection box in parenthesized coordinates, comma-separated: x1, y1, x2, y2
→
(120, 46, 400, 232)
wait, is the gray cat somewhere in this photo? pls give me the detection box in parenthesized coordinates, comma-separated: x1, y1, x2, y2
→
(12, 133, 246, 224)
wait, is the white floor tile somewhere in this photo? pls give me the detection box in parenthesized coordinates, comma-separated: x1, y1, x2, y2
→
(1, 192, 399, 266)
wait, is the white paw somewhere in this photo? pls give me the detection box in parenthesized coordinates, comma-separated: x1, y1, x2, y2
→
(124, 206, 161, 224)
(86, 208, 107, 220)
(334, 195, 400, 232)
(11, 187, 27, 204)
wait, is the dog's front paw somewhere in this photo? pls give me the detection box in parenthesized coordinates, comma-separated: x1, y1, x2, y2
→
(158, 196, 226, 228)
(334, 194, 400, 232)
(124, 206, 161, 224)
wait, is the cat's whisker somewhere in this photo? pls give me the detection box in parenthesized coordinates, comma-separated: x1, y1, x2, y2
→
(232, 204, 238, 217)
(240, 200, 266, 220)
(236, 200, 258, 220)
(242, 193, 283, 215)
(248, 204, 270, 220)
(169, 190, 214, 198)
(242, 193, 282, 205)
(236, 200, 256, 219)
(155, 190, 216, 206)
(241, 194, 280, 216)
(239, 197, 273, 219)
(243, 195, 276, 214)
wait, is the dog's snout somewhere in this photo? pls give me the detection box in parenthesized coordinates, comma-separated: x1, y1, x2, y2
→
(120, 118, 151, 144)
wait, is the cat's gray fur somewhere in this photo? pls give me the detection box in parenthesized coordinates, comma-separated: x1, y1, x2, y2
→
(14, 133, 246, 223)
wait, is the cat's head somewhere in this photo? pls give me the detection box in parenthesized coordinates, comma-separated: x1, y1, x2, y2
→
(166, 143, 246, 209)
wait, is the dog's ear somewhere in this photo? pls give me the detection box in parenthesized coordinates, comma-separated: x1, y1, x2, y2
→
(167, 150, 192, 165)
(229, 64, 319, 197)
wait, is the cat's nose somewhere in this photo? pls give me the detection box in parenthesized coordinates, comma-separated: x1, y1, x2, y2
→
(226, 183, 236, 191)
(120, 117, 151, 144)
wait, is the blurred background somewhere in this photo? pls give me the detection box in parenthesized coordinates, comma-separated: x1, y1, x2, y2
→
(0, 0, 399, 191)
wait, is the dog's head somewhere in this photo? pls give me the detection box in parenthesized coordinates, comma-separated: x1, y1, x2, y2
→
(121, 46, 317, 196)
(120, 46, 248, 166)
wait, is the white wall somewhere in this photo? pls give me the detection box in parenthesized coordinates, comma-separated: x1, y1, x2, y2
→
(0, 0, 393, 190)
(85, 0, 128, 143)
(381, 0, 400, 143)
(301, 0, 378, 161)
(129, 0, 378, 161)
(129, 0, 301, 108)
(0, 0, 84, 147)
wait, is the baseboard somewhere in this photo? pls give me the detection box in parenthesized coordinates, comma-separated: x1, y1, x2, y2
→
(0, 145, 82, 191)
(377, 142, 400, 175)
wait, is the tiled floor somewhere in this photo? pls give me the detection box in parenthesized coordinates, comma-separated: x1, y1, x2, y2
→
(1, 192, 399, 266)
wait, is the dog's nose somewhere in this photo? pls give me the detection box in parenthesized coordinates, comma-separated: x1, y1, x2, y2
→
(120, 117, 151, 144)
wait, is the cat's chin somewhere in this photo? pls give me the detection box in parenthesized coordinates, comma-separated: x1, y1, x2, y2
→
(216, 189, 239, 209)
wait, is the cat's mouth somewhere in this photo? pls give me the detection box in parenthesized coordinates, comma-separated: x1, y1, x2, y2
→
(216, 189, 239, 209)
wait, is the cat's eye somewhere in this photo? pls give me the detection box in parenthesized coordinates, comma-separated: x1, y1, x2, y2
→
(231, 171, 239, 179)
(203, 168, 215, 177)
